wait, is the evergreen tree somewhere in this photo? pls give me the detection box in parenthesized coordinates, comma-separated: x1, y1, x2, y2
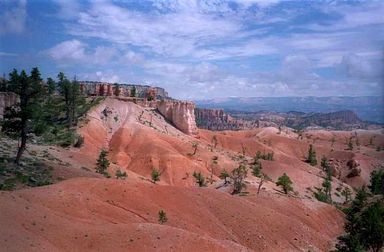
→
(341, 187, 352, 203)
(130, 87, 136, 97)
(276, 173, 293, 194)
(151, 168, 160, 183)
(57, 73, 83, 128)
(2, 68, 44, 164)
(230, 164, 247, 194)
(219, 170, 230, 184)
(0, 74, 8, 91)
(336, 187, 384, 252)
(252, 160, 262, 178)
(321, 156, 332, 202)
(306, 144, 317, 166)
(347, 137, 354, 150)
(46, 77, 56, 95)
(193, 171, 206, 187)
(96, 149, 110, 175)
(369, 169, 384, 195)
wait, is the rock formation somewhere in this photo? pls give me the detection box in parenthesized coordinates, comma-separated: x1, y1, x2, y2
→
(195, 108, 258, 130)
(158, 100, 198, 135)
(346, 159, 361, 178)
(79, 81, 169, 99)
(0, 92, 19, 119)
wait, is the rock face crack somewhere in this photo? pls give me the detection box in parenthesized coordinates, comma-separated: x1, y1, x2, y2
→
(106, 200, 149, 222)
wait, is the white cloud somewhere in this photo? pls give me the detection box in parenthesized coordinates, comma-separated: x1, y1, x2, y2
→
(65, 1, 244, 58)
(79, 71, 120, 83)
(341, 53, 383, 81)
(45, 39, 87, 62)
(235, 0, 281, 8)
(0, 0, 27, 34)
(44, 40, 120, 65)
(0, 52, 17, 57)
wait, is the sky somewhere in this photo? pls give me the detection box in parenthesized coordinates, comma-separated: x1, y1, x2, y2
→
(0, 0, 383, 99)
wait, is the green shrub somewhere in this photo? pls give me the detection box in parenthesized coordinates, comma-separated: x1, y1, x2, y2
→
(276, 173, 293, 194)
(151, 168, 160, 183)
(115, 169, 127, 179)
(158, 210, 168, 224)
(193, 171, 206, 187)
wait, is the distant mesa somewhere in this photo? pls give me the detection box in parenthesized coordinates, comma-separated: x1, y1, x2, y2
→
(78, 81, 169, 100)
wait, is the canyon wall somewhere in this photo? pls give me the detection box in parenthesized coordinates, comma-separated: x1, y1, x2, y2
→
(117, 97, 198, 135)
(0, 92, 19, 119)
(158, 100, 198, 135)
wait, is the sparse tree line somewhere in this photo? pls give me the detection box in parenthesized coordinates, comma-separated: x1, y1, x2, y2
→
(1, 68, 104, 164)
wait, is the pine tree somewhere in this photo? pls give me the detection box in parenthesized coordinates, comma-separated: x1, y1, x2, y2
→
(341, 187, 352, 203)
(46, 77, 56, 95)
(130, 87, 136, 97)
(369, 169, 384, 195)
(2, 68, 44, 164)
(230, 164, 247, 194)
(336, 187, 384, 252)
(57, 73, 83, 128)
(347, 137, 354, 150)
(276, 173, 293, 194)
(96, 149, 110, 176)
(252, 160, 262, 178)
(219, 170, 230, 184)
(306, 144, 317, 166)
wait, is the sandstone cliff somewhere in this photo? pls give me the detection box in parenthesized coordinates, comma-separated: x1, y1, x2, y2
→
(158, 100, 198, 135)
(79, 81, 169, 99)
(0, 92, 19, 119)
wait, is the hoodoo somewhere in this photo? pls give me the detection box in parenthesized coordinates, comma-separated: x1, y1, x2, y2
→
(157, 100, 198, 135)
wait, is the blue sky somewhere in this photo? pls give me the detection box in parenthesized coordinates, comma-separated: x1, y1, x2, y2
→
(0, 0, 383, 99)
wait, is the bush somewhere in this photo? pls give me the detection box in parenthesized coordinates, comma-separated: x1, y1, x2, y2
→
(314, 190, 328, 203)
(158, 210, 168, 224)
(96, 149, 110, 176)
(230, 164, 247, 194)
(219, 170, 230, 184)
(276, 173, 293, 194)
(193, 171, 206, 187)
(151, 168, 160, 183)
(115, 169, 127, 179)
(252, 160, 262, 178)
(254, 151, 274, 161)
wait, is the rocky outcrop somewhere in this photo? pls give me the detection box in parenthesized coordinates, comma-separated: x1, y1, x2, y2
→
(79, 81, 168, 100)
(158, 100, 198, 135)
(346, 159, 361, 178)
(195, 108, 258, 131)
(328, 158, 342, 179)
(0, 92, 19, 119)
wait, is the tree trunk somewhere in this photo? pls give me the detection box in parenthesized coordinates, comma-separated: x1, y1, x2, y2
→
(257, 178, 264, 194)
(15, 119, 27, 164)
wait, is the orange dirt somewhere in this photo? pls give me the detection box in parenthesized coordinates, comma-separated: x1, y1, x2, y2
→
(1, 98, 383, 251)
(0, 178, 344, 251)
